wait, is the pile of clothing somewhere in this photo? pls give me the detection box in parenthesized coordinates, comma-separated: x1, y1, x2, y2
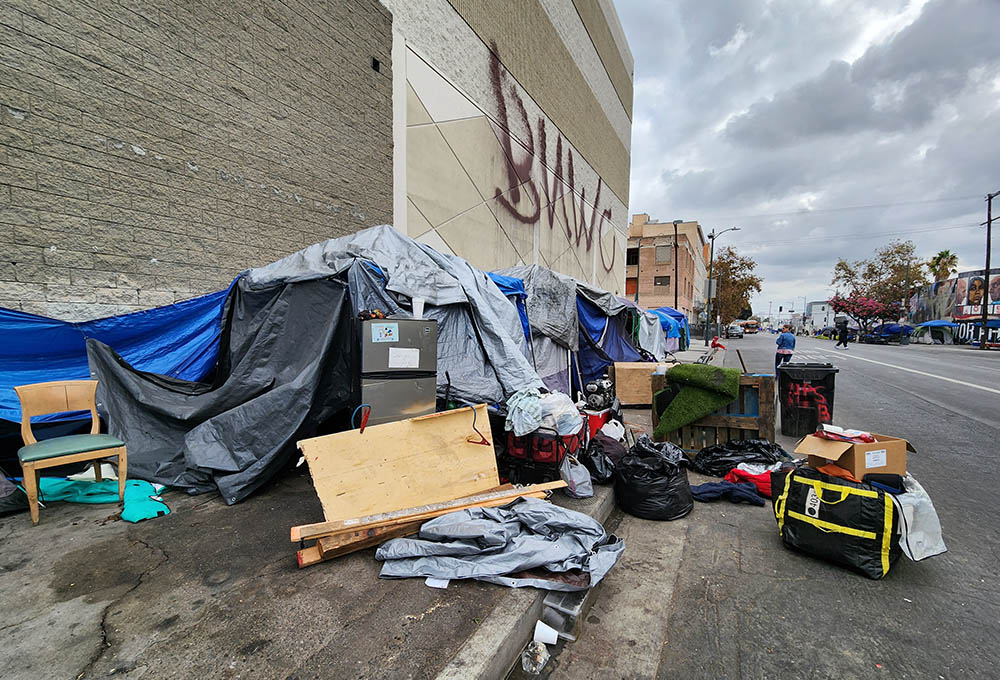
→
(687, 439, 796, 507)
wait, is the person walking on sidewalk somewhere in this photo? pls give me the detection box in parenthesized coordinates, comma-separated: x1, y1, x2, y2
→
(835, 318, 849, 349)
(775, 324, 796, 371)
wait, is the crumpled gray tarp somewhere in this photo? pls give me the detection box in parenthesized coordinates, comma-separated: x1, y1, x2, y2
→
(499, 264, 579, 351)
(893, 474, 947, 561)
(376, 497, 625, 591)
(246, 225, 543, 404)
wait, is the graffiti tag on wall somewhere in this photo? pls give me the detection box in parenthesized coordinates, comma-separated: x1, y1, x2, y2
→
(488, 45, 617, 274)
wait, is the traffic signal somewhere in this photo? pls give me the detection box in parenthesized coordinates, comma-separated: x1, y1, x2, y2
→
(779, 306, 783, 312)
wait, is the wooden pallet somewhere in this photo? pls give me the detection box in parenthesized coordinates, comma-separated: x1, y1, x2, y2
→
(650, 373, 775, 454)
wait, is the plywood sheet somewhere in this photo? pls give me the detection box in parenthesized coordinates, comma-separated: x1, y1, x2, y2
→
(298, 405, 499, 523)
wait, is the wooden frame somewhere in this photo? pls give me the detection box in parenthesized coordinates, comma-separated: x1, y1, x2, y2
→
(650, 373, 776, 453)
(14, 380, 127, 525)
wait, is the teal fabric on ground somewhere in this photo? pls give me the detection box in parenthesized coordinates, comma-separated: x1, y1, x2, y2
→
(18, 433, 124, 462)
(653, 364, 741, 440)
(36, 478, 170, 523)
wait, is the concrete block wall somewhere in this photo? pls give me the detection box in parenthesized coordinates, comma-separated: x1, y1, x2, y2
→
(0, 0, 393, 321)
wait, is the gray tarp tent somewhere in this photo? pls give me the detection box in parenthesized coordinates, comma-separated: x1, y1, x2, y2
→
(247, 225, 543, 404)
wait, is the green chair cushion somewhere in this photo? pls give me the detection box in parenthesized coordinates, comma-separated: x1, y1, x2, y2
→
(18, 434, 125, 463)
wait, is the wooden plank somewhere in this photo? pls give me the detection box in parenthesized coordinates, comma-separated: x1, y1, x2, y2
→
(296, 546, 324, 568)
(318, 521, 424, 554)
(290, 482, 564, 542)
(297, 404, 499, 523)
(757, 375, 776, 441)
(613, 362, 673, 406)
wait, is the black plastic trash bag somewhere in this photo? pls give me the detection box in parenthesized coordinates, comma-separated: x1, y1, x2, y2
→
(692, 439, 791, 477)
(614, 436, 693, 521)
(579, 432, 621, 484)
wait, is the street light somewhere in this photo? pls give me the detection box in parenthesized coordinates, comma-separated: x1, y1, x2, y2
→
(672, 219, 682, 311)
(704, 226, 741, 345)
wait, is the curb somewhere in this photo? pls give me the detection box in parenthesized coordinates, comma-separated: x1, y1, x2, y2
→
(434, 485, 618, 680)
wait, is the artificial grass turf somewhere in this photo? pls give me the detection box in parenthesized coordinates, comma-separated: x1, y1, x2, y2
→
(652, 364, 741, 440)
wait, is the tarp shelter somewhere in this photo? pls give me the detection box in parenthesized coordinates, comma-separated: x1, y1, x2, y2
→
(7, 225, 545, 502)
(913, 320, 958, 345)
(497, 264, 659, 395)
(652, 307, 691, 350)
(650, 308, 683, 353)
(486, 272, 531, 347)
(0, 290, 229, 467)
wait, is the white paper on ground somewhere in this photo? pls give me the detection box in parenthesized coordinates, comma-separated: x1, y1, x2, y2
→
(424, 577, 450, 589)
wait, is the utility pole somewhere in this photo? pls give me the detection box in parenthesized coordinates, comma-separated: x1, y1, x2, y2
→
(901, 257, 911, 345)
(673, 219, 681, 311)
(982, 191, 999, 350)
(703, 226, 740, 345)
(768, 300, 772, 325)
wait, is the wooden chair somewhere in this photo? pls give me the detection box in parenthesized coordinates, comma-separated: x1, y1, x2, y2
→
(14, 380, 127, 525)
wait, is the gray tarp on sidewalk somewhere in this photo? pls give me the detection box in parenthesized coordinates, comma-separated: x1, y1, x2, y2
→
(246, 225, 543, 404)
(375, 497, 625, 591)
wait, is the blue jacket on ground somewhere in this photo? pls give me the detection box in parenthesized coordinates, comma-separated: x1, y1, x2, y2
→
(776, 332, 796, 351)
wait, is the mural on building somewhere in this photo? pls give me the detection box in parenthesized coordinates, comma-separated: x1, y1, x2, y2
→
(404, 47, 625, 293)
(911, 268, 1000, 343)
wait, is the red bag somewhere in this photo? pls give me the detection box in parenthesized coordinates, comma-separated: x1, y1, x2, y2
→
(724, 468, 773, 498)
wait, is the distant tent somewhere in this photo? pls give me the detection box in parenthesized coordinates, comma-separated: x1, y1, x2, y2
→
(652, 306, 690, 350)
(913, 320, 957, 344)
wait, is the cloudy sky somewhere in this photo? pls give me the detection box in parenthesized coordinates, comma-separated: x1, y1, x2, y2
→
(614, 0, 1000, 315)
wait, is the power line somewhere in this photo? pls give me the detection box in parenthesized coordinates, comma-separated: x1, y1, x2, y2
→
(740, 221, 980, 247)
(703, 195, 982, 221)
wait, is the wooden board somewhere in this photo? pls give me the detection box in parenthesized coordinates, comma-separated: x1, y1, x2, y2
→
(291, 481, 564, 542)
(651, 373, 776, 452)
(297, 405, 499, 524)
(611, 362, 674, 406)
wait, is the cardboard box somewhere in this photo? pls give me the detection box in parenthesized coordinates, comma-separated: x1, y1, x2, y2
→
(610, 362, 674, 406)
(794, 433, 914, 479)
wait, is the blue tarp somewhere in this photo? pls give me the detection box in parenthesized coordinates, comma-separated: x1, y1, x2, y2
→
(650, 309, 682, 338)
(576, 297, 643, 383)
(488, 272, 531, 345)
(653, 306, 690, 346)
(917, 320, 960, 328)
(0, 287, 231, 423)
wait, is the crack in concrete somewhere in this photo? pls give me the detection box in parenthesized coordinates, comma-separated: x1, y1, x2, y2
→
(76, 537, 170, 679)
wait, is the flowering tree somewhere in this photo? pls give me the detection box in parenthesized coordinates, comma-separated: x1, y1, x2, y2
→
(828, 293, 900, 333)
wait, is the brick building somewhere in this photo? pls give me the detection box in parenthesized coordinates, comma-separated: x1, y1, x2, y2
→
(625, 213, 707, 320)
(0, 0, 393, 320)
(0, 1, 633, 321)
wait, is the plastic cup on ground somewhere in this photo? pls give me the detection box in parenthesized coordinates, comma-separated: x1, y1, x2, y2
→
(534, 620, 559, 645)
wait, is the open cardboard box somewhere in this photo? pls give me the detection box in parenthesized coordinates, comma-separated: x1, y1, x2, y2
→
(794, 433, 915, 479)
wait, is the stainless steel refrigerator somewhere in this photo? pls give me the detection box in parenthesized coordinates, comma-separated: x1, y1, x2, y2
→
(360, 318, 438, 426)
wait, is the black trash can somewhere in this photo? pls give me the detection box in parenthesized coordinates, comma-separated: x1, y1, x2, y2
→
(777, 363, 839, 437)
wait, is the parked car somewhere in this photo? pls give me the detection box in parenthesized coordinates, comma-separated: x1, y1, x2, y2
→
(725, 324, 744, 339)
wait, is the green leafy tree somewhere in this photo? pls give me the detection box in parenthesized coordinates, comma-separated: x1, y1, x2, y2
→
(830, 239, 929, 312)
(927, 249, 959, 282)
(714, 247, 763, 326)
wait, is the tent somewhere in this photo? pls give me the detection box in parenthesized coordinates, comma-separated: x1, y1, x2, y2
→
(912, 320, 958, 345)
(497, 264, 661, 395)
(486, 272, 531, 347)
(652, 307, 691, 350)
(650, 308, 683, 353)
(6, 225, 545, 502)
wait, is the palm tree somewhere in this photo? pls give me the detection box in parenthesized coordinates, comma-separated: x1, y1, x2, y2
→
(927, 250, 959, 282)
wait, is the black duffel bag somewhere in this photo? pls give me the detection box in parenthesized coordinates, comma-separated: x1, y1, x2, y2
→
(771, 465, 901, 579)
(614, 436, 693, 521)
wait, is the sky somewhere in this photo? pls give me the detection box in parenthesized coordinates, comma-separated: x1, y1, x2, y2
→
(613, 0, 1000, 316)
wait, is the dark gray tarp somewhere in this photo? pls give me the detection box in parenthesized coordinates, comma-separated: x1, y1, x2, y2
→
(246, 225, 542, 403)
(87, 277, 357, 503)
(375, 497, 625, 591)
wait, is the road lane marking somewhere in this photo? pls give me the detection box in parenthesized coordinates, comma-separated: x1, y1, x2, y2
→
(834, 353, 1000, 395)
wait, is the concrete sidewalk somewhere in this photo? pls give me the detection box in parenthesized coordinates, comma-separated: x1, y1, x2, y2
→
(0, 462, 618, 680)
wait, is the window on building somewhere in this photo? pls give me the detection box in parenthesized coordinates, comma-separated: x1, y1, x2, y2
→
(654, 276, 671, 287)
(625, 277, 637, 296)
(655, 245, 671, 263)
(626, 248, 639, 266)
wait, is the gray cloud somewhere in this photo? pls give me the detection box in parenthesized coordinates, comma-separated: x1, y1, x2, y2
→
(615, 0, 1000, 312)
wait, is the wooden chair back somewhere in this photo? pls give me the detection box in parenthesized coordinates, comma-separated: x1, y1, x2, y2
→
(13, 380, 100, 446)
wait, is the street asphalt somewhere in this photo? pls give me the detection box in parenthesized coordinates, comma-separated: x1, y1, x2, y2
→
(551, 333, 999, 679)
